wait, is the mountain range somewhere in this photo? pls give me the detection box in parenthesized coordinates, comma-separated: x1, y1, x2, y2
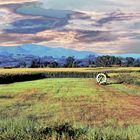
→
(0, 44, 97, 58)
(0, 44, 139, 58)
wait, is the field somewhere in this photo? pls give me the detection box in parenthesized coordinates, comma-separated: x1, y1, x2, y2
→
(0, 67, 140, 74)
(0, 68, 140, 139)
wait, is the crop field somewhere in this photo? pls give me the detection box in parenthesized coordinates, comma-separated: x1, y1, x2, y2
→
(0, 67, 140, 74)
(0, 68, 140, 139)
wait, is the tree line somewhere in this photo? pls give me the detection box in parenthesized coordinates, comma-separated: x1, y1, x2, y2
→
(29, 56, 140, 68)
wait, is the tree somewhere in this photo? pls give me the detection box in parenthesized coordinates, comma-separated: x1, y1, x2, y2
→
(133, 59, 140, 67)
(49, 61, 59, 68)
(126, 57, 135, 67)
(30, 59, 40, 68)
(65, 57, 75, 67)
(19, 61, 26, 68)
(95, 56, 123, 67)
(95, 56, 113, 67)
(115, 57, 122, 66)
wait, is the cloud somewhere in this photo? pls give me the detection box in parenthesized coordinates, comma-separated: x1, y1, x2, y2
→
(4, 17, 68, 34)
(0, 1, 140, 54)
(0, 0, 36, 5)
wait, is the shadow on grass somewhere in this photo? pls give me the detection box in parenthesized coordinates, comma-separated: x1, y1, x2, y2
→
(106, 82, 123, 85)
(0, 73, 47, 84)
(0, 95, 14, 99)
(0, 72, 97, 84)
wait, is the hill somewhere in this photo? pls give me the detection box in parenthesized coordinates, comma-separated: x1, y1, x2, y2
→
(0, 44, 139, 59)
(0, 44, 97, 58)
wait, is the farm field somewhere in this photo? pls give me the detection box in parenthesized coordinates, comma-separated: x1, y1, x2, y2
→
(0, 67, 140, 74)
(0, 68, 140, 139)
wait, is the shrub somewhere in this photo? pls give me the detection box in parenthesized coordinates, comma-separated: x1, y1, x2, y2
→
(39, 122, 87, 139)
(113, 73, 140, 86)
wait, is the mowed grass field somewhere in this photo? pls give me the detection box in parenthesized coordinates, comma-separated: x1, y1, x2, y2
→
(0, 68, 140, 139)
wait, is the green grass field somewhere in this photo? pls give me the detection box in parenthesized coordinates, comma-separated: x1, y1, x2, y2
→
(0, 68, 140, 139)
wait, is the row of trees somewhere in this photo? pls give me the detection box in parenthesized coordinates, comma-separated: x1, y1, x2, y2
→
(95, 56, 140, 67)
(29, 56, 140, 68)
(30, 57, 77, 68)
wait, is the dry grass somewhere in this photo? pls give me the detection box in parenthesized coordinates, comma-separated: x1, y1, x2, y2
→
(0, 67, 140, 74)
(0, 78, 140, 126)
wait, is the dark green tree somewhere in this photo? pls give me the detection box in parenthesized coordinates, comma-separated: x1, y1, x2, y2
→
(30, 59, 40, 68)
(65, 57, 75, 67)
(126, 57, 135, 67)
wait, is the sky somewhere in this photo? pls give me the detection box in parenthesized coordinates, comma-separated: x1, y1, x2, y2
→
(0, 0, 140, 54)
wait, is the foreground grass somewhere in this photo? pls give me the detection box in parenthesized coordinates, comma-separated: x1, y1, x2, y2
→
(0, 74, 140, 139)
(1, 118, 140, 140)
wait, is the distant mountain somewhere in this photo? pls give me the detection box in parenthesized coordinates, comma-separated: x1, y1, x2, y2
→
(0, 44, 139, 58)
(0, 44, 97, 58)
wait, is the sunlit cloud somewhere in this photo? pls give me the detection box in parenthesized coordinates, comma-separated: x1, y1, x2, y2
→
(0, 0, 37, 5)
(0, 0, 140, 54)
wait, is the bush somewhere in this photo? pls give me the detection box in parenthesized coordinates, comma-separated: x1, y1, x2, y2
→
(113, 73, 140, 86)
(39, 122, 87, 139)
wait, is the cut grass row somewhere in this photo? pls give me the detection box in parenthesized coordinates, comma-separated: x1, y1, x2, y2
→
(0, 78, 140, 124)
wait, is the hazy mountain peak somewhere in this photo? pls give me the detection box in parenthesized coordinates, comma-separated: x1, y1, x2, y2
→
(0, 44, 97, 58)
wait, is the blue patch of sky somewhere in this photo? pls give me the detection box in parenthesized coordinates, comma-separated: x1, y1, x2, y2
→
(39, 0, 127, 12)
(16, 3, 74, 18)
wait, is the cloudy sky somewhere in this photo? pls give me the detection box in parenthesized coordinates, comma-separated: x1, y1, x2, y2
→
(0, 0, 140, 54)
